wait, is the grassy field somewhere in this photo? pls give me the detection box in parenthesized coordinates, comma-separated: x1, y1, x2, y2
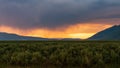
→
(0, 41, 120, 68)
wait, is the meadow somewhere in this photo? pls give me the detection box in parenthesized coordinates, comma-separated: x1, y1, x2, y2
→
(0, 41, 120, 68)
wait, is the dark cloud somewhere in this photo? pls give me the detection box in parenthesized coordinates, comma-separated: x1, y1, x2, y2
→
(0, 0, 120, 30)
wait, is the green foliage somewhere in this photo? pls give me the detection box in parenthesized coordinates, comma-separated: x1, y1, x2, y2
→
(0, 41, 120, 67)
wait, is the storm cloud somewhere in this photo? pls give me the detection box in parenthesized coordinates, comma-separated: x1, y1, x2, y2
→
(0, 0, 120, 29)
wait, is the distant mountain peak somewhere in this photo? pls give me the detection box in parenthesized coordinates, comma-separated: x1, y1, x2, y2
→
(112, 25, 120, 27)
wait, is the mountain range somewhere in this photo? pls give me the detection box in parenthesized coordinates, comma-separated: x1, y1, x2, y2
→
(0, 25, 120, 40)
(0, 32, 81, 40)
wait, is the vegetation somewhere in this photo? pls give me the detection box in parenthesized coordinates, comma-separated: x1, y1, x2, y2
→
(0, 41, 120, 67)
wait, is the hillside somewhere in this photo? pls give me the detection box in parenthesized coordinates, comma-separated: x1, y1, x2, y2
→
(89, 25, 120, 40)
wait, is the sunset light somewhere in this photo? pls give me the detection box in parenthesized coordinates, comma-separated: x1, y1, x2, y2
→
(0, 24, 112, 39)
(0, 0, 120, 67)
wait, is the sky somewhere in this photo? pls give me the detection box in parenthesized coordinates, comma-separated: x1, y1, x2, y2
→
(0, 0, 120, 39)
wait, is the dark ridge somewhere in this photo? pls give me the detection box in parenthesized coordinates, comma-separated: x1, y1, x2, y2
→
(88, 25, 120, 40)
(0, 32, 47, 40)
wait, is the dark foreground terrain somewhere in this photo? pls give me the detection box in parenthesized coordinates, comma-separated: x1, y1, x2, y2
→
(0, 41, 120, 68)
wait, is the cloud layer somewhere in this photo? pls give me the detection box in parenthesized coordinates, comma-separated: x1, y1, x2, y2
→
(0, 0, 120, 30)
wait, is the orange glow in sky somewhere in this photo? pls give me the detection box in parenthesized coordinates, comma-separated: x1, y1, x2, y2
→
(0, 23, 112, 39)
